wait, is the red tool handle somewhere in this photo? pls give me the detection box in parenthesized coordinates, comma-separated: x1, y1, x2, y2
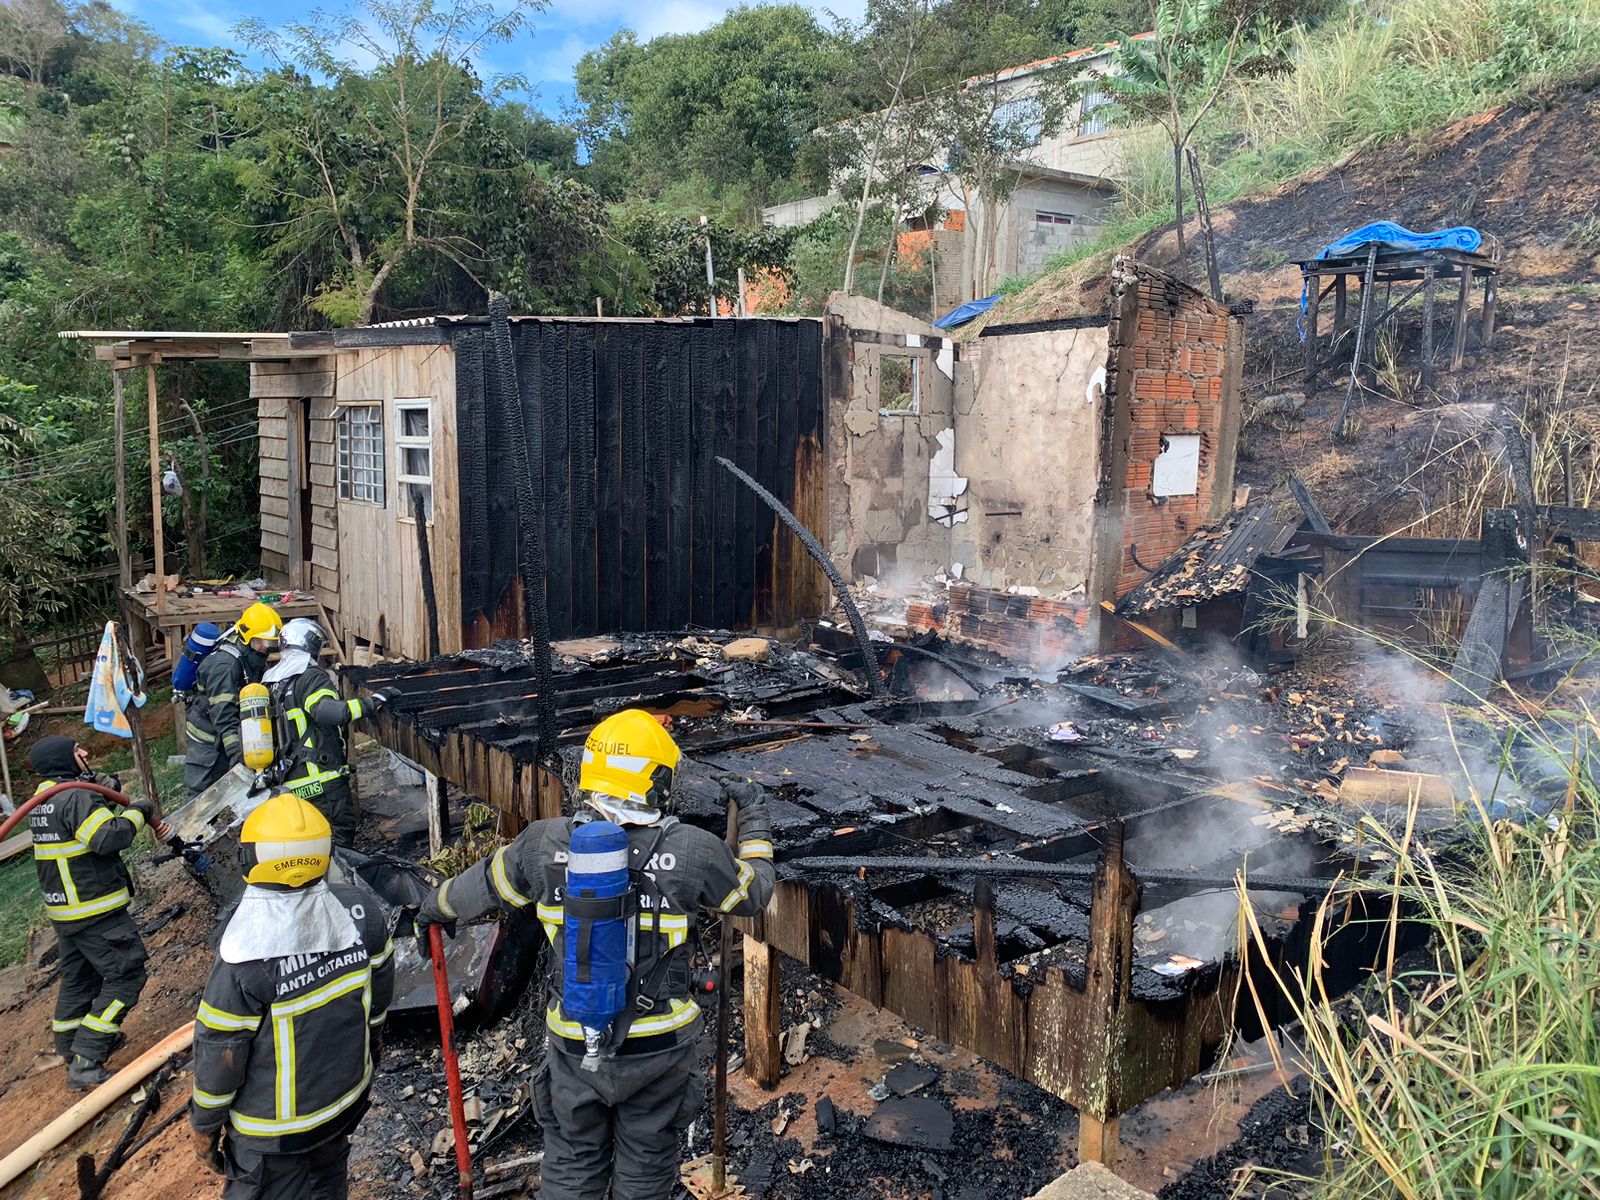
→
(0, 781, 155, 843)
(429, 923, 474, 1199)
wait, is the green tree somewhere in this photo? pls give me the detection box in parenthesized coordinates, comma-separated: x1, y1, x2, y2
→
(237, 0, 541, 325)
(573, 6, 846, 205)
(1104, 0, 1287, 278)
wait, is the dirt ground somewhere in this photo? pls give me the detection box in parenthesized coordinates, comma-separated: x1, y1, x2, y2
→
(983, 82, 1600, 535)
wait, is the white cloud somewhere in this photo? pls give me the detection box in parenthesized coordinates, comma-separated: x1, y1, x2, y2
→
(527, 31, 592, 82)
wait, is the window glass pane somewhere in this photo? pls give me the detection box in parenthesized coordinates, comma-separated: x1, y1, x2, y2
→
(337, 406, 386, 505)
(404, 483, 434, 522)
(400, 405, 430, 439)
(401, 447, 432, 479)
(879, 355, 920, 415)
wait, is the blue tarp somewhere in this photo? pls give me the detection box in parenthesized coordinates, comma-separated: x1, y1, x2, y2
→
(1298, 222, 1483, 341)
(933, 293, 1000, 329)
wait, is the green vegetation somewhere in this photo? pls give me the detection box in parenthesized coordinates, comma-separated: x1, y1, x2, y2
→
(0, 854, 43, 967)
(1000, 0, 1600, 298)
(1241, 706, 1600, 1197)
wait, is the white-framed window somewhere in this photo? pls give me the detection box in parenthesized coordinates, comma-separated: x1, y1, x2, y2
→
(879, 354, 921, 416)
(395, 398, 434, 522)
(1036, 210, 1075, 227)
(1078, 82, 1114, 137)
(337, 403, 385, 505)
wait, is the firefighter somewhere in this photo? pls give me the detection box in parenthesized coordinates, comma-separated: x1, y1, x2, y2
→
(185, 602, 282, 799)
(262, 618, 391, 848)
(189, 793, 394, 1200)
(26, 735, 157, 1090)
(415, 709, 775, 1200)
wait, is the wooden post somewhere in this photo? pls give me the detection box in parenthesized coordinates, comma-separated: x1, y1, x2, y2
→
(736, 267, 748, 318)
(1420, 264, 1436, 393)
(1303, 271, 1322, 400)
(113, 369, 131, 592)
(1481, 272, 1497, 346)
(1335, 246, 1378, 440)
(595, 297, 603, 318)
(1450, 266, 1472, 372)
(743, 933, 781, 1088)
(1185, 147, 1222, 303)
(144, 361, 167, 617)
(1333, 274, 1348, 339)
(1077, 820, 1139, 1168)
(425, 770, 449, 857)
(113, 594, 161, 819)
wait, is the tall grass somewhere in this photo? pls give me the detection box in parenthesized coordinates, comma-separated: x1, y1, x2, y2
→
(1000, 0, 1600, 298)
(1237, 700, 1600, 1198)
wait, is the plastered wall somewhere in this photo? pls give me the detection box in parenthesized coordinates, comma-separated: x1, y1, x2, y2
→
(824, 295, 956, 584)
(826, 262, 1242, 630)
(954, 324, 1110, 592)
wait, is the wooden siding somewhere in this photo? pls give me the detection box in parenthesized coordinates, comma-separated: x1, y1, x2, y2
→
(331, 345, 462, 661)
(252, 355, 337, 612)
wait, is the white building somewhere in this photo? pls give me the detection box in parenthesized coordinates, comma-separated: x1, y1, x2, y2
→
(768, 37, 1148, 312)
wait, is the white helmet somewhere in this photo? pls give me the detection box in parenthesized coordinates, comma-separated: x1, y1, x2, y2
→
(281, 618, 327, 659)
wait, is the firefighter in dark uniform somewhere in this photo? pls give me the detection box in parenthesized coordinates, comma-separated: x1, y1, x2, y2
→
(26, 735, 157, 1090)
(185, 602, 281, 799)
(189, 793, 394, 1200)
(416, 709, 776, 1200)
(262, 618, 390, 848)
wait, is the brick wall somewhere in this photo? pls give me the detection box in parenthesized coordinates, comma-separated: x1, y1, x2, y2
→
(1104, 261, 1241, 602)
(908, 584, 1089, 665)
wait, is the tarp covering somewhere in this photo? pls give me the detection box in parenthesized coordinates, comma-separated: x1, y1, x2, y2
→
(933, 293, 1000, 329)
(1299, 222, 1484, 340)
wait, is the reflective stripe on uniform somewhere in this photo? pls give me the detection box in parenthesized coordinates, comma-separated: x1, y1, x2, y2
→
(490, 847, 532, 909)
(546, 996, 701, 1040)
(738, 839, 774, 860)
(287, 708, 308, 737)
(304, 688, 339, 708)
(192, 1087, 236, 1110)
(282, 764, 350, 790)
(211, 692, 238, 705)
(229, 1063, 374, 1137)
(52, 1018, 82, 1033)
(76, 806, 144, 845)
(271, 968, 370, 1020)
(370, 939, 395, 968)
(536, 902, 562, 942)
(33, 842, 91, 861)
(347, 699, 364, 721)
(717, 859, 756, 912)
(434, 879, 458, 920)
(185, 723, 217, 743)
(197, 1002, 262, 1033)
(45, 888, 130, 922)
(82, 999, 127, 1034)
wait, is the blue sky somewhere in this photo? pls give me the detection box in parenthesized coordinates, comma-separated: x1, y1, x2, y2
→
(114, 0, 868, 117)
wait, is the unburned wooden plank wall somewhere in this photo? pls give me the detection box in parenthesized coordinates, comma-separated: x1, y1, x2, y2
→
(253, 357, 336, 620)
(454, 318, 829, 644)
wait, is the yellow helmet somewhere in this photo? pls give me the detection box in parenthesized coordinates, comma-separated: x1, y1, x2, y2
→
(235, 602, 282, 646)
(239, 794, 332, 889)
(579, 709, 681, 824)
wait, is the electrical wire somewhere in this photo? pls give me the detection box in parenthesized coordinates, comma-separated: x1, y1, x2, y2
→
(0, 397, 260, 478)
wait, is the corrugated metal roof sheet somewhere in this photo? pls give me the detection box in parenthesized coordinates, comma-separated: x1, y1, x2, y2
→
(1117, 505, 1300, 616)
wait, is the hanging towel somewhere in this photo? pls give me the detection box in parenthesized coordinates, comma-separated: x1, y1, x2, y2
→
(84, 621, 146, 739)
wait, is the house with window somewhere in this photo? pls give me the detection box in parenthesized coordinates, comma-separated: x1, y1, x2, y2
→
(764, 37, 1149, 311)
(70, 317, 831, 662)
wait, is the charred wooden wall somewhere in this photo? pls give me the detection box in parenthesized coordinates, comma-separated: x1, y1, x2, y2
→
(451, 318, 828, 645)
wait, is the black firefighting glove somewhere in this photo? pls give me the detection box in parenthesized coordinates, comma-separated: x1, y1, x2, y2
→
(191, 1127, 224, 1173)
(412, 889, 457, 964)
(720, 778, 772, 848)
(366, 687, 400, 714)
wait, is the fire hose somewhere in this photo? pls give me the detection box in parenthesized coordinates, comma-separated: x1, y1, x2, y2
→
(0, 781, 166, 846)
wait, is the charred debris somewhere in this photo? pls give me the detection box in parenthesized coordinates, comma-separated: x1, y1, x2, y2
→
(337, 584, 1530, 1173)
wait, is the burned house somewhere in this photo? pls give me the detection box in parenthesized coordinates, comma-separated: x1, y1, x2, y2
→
(831, 257, 1245, 652)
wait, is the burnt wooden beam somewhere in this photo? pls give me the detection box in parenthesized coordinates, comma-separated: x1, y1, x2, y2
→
(781, 855, 1335, 894)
